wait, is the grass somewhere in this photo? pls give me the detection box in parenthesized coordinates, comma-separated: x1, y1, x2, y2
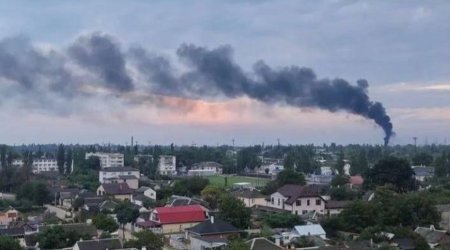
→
(207, 175, 270, 188)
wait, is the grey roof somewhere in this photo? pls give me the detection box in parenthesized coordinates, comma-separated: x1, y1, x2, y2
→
(118, 175, 138, 180)
(135, 186, 151, 193)
(75, 238, 123, 250)
(415, 226, 447, 244)
(413, 166, 434, 176)
(187, 218, 240, 236)
(246, 237, 284, 250)
(100, 200, 118, 211)
(276, 184, 323, 204)
(0, 227, 24, 237)
(101, 183, 133, 195)
(101, 167, 139, 172)
(393, 238, 416, 250)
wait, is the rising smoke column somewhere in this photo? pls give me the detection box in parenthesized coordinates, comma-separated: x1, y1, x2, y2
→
(133, 43, 394, 144)
(0, 32, 394, 144)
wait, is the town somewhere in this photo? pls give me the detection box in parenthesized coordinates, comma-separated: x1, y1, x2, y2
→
(0, 142, 449, 250)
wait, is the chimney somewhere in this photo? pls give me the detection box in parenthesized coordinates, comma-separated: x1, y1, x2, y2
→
(210, 216, 214, 224)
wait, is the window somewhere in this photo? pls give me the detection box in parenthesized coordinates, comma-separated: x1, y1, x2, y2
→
(307, 200, 310, 206)
(316, 199, 321, 205)
(271, 197, 274, 204)
(295, 210, 298, 215)
(296, 200, 301, 206)
(302, 210, 307, 214)
(277, 198, 280, 206)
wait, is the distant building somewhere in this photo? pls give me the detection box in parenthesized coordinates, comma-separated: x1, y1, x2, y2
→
(187, 217, 241, 250)
(158, 155, 177, 176)
(85, 152, 124, 169)
(289, 224, 326, 242)
(0, 207, 18, 226)
(413, 166, 434, 182)
(232, 189, 267, 208)
(188, 162, 223, 176)
(99, 167, 140, 184)
(72, 238, 123, 250)
(13, 158, 60, 174)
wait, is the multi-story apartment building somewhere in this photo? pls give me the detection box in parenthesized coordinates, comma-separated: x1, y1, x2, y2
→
(158, 155, 177, 176)
(188, 161, 223, 176)
(99, 167, 140, 184)
(12, 158, 58, 173)
(85, 152, 124, 169)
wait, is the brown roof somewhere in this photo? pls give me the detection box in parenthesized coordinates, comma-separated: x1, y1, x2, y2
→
(101, 183, 132, 195)
(277, 184, 322, 205)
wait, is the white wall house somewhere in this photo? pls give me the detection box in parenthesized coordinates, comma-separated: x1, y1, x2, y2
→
(85, 152, 124, 169)
(158, 155, 177, 176)
(99, 167, 140, 184)
(188, 162, 223, 176)
(267, 184, 326, 215)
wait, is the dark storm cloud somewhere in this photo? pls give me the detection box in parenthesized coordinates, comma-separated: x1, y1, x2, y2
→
(0, 33, 394, 144)
(68, 32, 134, 92)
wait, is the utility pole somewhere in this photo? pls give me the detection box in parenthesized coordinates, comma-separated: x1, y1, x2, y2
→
(413, 137, 417, 153)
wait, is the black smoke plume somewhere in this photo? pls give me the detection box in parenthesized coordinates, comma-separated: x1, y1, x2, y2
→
(0, 32, 394, 144)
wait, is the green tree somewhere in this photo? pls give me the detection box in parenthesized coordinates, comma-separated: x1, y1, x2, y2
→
(124, 230, 164, 250)
(56, 144, 65, 174)
(276, 169, 306, 186)
(0, 235, 23, 250)
(38, 225, 90, 249)
(93, 213, 119, 233)
(218, 194, 251, 229)
(365, 156, 415, 192)
(225, 238, 249, 250)
(115, 202, 140, 239)
(16, 181, 50, 206)
(262, 213, 304, 228)
(412, 152, 434, 166)
(331, 175, 350, 187)
(65, 147, 73, 174)
(172, 177, 209, 196)
(201, 185, 224, 210)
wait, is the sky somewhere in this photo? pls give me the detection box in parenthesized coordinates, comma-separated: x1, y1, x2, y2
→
(0, 0, 449, 146)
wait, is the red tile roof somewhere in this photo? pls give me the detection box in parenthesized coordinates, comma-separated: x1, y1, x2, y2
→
(155, 205, 206, 224)
(350, 175, 364, 185)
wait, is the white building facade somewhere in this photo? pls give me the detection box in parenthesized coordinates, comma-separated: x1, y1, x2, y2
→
(12, 159, 58, 173)
(158, 155, 177, 176)
(85, 152, 124, 169)
(267, 184, 326, 215)
(99, 167, 140, 183)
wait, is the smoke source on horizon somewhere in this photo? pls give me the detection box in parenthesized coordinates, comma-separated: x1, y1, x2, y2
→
(0, 32, 394, 145)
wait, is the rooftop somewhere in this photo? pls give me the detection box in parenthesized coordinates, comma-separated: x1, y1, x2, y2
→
(187, 217, 240, 236)
(100, 167, 139, 172)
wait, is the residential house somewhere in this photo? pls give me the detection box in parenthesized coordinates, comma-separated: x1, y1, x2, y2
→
(289, 224, 326, 242)
(325, 200, 351, 217)
(134, 154, 153, 163)
(72, 238, 122, 250)
(188, 162, 223, 176)
(58, 188, 80, 209)
(166, 195, 209, 208)
(158, 155, 177, 176)
(306, 174, 333, 185)
(436, 204, 450, 230)
(413, 166, 434, 182)
(103, 175, 139, 189)
(246, 237, 284, 250)
(0, 207, 18, 227)
(85, 152, 124, 169)
(267, 184, 326, 215)
(98, 167, 140, 184)
(232, 189, 266, 208)
(149, 205, 208, 234)
(187, 216, 241, 250)
(415, 225, 450, 249)
(97, 183, 133, 201)
(135, 186, 157, 200)
(258, 163, 284, 176)
(320, 167, 335, 176)
(132, 194, 154, 207)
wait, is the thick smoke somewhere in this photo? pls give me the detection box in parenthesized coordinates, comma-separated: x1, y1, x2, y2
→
(0, 32, 394, 144)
